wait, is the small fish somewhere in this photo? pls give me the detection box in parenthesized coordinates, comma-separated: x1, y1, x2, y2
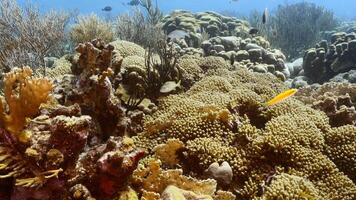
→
(249, 28, 259, 35)
(266, 88, 298, 106)
(262, 8, 268, 24)
(127, 0, 140, 6)
(168, 30, 189, 40)
(102, 6, 112, 12)
(160, 80, 181, 93)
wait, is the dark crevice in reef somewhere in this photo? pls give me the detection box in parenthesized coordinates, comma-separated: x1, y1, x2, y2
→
(230, 103, 270, 129)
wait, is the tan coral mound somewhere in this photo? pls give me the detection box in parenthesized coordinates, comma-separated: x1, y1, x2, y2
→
(133, 67, 356, 199)
(255, 173, 320, 200)
(324, 125, 356, 182)
(110, 40, 146, 58)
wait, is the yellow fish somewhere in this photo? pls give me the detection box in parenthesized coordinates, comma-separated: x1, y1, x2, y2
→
(266, 88, 298, 106)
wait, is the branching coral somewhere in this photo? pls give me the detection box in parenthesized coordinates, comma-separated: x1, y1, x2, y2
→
(70, 14, 114, 45)
(0, 0, 72, 70)
(0, 67, 53, 141)
(0, 144, 26, 179)
(253, 2, 338, 59)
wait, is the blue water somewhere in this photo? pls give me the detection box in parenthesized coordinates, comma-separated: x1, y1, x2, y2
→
(17, 0, 356, 20)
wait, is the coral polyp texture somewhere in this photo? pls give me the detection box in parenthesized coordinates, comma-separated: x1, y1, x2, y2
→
(0, 31, 356, 200)
(133, 65, 356, 199)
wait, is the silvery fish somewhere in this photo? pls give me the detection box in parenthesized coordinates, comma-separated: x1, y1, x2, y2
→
(168, 30, 189, 40)
(160, 80, 181, 93)
(262, 8, 268, 24)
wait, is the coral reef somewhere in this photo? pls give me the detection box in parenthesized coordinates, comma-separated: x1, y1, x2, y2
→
(70, 14, 114, 45)
(110, 40, 146, 58)
(202, 36, 286, 77)
(300, 32, 356, 84)
(56, 39, 132, 137)
(161, 10, 250, 46)
(0, 40, 147, 199)
(252, 2, 338, 59)
(132, 158, 218, 199)
(0, 0, 71, 70)
(0, 67, 53, 139)
(0, 5, 355, 199)
(295, 82, 356, 127)
(69, 136, 145, 198)
(162, 10, 288, 79)
(323, 125, 356, 182)
(133, 66, 356, 199)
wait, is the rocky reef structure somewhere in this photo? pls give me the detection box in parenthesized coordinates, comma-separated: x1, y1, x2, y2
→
(299, 32, 356, 84)
(295, 82, 356, 127)
(322, 21, 356, 41)
(161, 10, 250, 45)
(161, 10, 289, 81)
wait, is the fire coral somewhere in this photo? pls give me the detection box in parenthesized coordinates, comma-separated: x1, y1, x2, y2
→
(0, 67, 53, 141)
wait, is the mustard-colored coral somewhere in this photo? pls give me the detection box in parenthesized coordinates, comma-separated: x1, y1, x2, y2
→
(0, 145, 26, 179)
(255, 173, 319, 200)
(132, 159, 217, 197)
(0, 67, 53, 141)
(15, 168, 63, 187)
(133, 67, 356, 199)
(153, 139, 184, 166)
(324, 125, 356, 182)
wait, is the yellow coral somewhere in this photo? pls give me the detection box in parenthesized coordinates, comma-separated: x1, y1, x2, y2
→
(15, 168, 63, 187)
(214, 190, 236, 200)
(0, 146, 26, 178)
(132, 159, 217, 196)
(118, 187, 139, 200)
(0, 67, 53, 141)
(153, 139, 184, 166)
(255, 173, 319, 200)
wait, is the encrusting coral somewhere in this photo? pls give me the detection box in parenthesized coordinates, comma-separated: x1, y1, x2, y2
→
(133, 65, 356, 199)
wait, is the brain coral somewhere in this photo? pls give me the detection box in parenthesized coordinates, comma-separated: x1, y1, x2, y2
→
(133, 67, 356, 199)
(109, 40, 145, 58)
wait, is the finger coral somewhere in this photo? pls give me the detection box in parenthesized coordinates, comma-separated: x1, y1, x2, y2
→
(0, 67, 53, 141)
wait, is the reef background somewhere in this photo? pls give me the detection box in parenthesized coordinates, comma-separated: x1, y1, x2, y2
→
(0, 0, 356, 199)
